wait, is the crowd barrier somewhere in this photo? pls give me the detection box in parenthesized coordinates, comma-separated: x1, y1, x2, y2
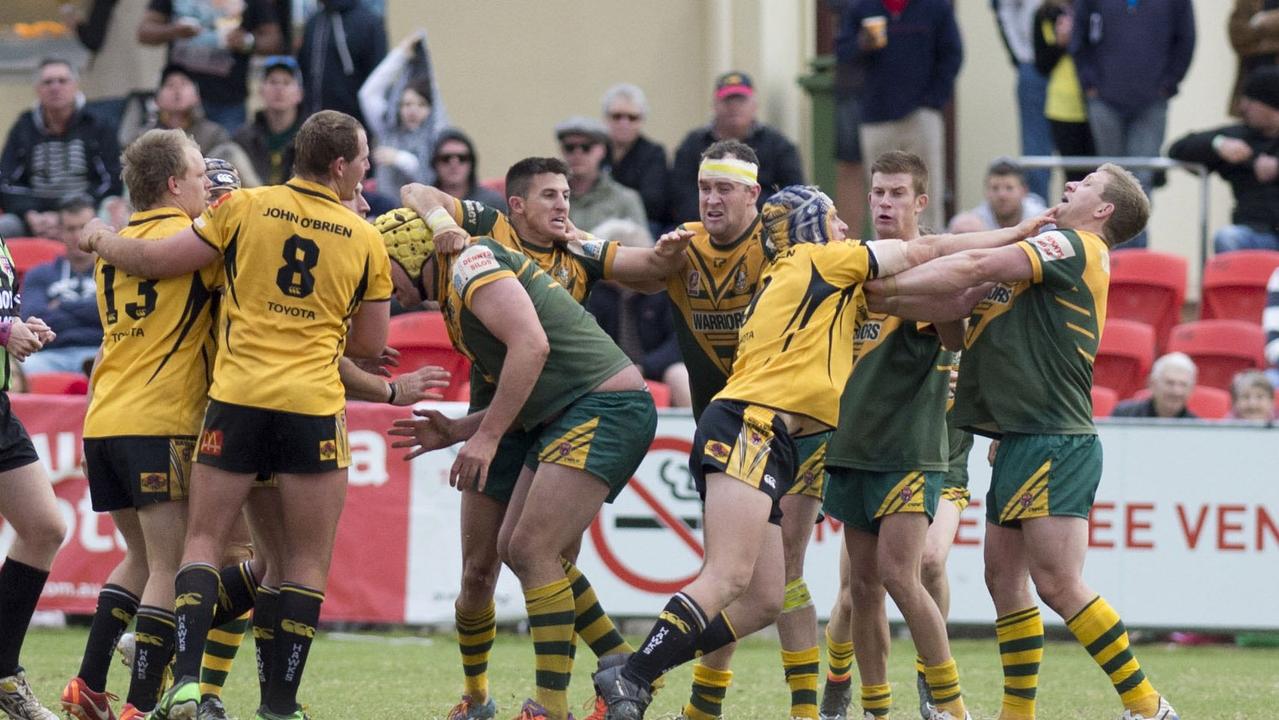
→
(3, 396, 1276, 630)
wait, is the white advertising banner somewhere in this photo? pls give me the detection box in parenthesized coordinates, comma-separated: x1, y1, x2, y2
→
(404, 407, 1279, 630)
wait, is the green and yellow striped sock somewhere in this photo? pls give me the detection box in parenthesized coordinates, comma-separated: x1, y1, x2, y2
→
(1067, 596, 1160, 717)
(456, 601, 496, 702)
(996, 606, 1043, 720)
(782, 647, 820, 719)
(825, 626, 854, 683)
(924, 658, 966, 719)
(524, 578, 575, 719)
(682, 663, 732, 720)
(561, 558, 631, 658)
(861, 682, 891, 718)
(199, 611, 250, 698)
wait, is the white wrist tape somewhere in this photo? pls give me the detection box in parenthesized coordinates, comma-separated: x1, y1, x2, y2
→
(425, 207, 459, 234)
(865, 239, 910, 278)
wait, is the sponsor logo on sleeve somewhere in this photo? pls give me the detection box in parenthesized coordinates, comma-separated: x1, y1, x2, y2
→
(1028, 231, 1076, 262)
(570, 238, 605, 260)
(452, 246, 501, 290)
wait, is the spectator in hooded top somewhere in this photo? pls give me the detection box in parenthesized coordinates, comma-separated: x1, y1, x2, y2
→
(1112, 352, 1199, 419)
(232, 55, 304, 185)
(602, 83, 669, 231)
(1168, 66, 1279, 254)
(669, 71, 804, 223)
(298, 0, 388, 127)
(0, 58, 122, 240)
(359, 30, 450, 194)
(137, 0, 284, 133)
(430, 128, 506, 213)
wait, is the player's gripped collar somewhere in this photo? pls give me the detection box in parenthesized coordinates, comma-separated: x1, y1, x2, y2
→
(710, 213, 761, 250)
(126, 208, 187, 226)
(285, 178, 343, 206)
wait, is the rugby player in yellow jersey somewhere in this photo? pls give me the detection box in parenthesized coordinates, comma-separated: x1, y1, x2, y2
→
(79, 110, 392, 720)
(866, 165, 1179, 720)
(59, 129, 215, 720)
(655, 140, 832, 720)
(396, 159, 690, 720)
(595, 185, 948, 720)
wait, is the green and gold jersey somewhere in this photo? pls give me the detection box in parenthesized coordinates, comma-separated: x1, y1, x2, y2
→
(450, 198, 617, 304)
(444, 238, 632, 430)
(192, 179, 393, 416)
(956, 229, 1109, 437)
(827, 314, 953, 471)
(85, 209, 220, 438)
(944, 402, 974, 489)
(664, 218, 767, 419)
(717, 240, 876, 429)
(0, 238, 19, 392)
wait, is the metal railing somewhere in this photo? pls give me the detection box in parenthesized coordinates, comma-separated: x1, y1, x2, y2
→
(1016, 155, 1210, 267)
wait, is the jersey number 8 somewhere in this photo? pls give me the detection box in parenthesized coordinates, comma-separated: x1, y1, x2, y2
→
(276, 234, 320, 298)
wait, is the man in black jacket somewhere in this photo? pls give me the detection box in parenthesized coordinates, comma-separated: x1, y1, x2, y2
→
(0, 59, 121, 239)
(1169, 67, 1279, 253)
(298, 0, 388, 128)
(1111, 352, 1199, 419)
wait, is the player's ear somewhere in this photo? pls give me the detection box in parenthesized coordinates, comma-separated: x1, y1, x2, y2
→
(915, 192, 929, 212)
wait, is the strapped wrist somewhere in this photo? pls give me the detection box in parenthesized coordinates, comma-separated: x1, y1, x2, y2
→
(385, 380, 397, 404)
(425, 207, 459, 234)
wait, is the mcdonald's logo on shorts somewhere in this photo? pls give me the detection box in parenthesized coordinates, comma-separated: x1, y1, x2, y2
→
(200, 430, 224, 457)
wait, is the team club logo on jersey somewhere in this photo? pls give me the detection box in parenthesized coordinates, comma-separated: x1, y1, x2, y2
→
(686, 270, 702, 296)
(734, 266, 749, 293)
(900, 486, 914, 502)
(554, 266, 571, 287)
(319, 439, 338, 462)
(199, 430, 224, 457)
(139, 472, 167, 493)
(1029, 232, 1076, 262)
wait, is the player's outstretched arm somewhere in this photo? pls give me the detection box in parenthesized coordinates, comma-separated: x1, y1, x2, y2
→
(339, 354, 450, 405)
(868, 245, 1034, 297)
(389, 407, 485, 460)
(610, 228, 692, 293)
(867, 286, 987, 330)
(81, 218, 218, 278)
(451, 277, 548, 492)
(911, 206, 1060, 257)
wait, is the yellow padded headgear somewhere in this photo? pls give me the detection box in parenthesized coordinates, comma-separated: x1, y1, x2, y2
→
(374, 207, 435, 283)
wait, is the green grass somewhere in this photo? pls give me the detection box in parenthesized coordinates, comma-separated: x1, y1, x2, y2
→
(18, 627, 1279, 719)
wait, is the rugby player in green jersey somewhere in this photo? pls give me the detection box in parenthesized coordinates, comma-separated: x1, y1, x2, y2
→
(867, 164, 1178, 720)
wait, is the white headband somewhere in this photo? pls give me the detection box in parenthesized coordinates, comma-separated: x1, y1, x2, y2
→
(698, 156, 759, 186)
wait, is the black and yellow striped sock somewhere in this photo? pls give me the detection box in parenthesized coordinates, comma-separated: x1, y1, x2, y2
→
(126, 606, 176, 712)
(199, 612, 250, 698)
(996, 606, 1043, 720)
(825, 626, 854, 683)
(524, 578, 575, 719)
(682, 663, 732, 720)
(252, 586, 279, 706)
(266, 583, 324, 716)
(924, 658, 966, 718)
(861, 683, 891, 718)
(455, 601, 496, 702)
(782, 647, 820, 719)
(212, 561, 257, 626)
(1066, 596, 1160, 717)
(561, 559, 631, 658)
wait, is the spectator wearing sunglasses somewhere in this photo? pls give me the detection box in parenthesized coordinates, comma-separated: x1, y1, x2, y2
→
(430, 128, 506, 213)
(556, 116, 647, 233)
(602, 83, 669, 232)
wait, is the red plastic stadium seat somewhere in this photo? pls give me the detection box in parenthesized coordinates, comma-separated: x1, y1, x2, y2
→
(1166, 320, 1266, 392)
(1274, 387, 1279, 414)
(6, 237, 66, 283)
(1091, 385, 1119, 418)
(1095, 319, 1156, 399)
(479, 177, 506, 197)
(1132, 385, 1232, 419)
(646, 380, 671, 408)
(1200, 249, 1279, 322)
(387, 311, 470, 402)
(25, 371, 88, 395)
(1108, 249, 1187, 351)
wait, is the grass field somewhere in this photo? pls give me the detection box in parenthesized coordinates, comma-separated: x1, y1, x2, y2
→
(17, 627, 1279, 719)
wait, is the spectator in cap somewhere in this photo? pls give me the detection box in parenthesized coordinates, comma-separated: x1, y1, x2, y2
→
(947, 157, 1046, 233)
(359, 29, 450, 193)
(602, 83, 669, 230)
(837, 0, 962, 232)
(205, 157, 241, 201)
(668, 70, 805, 223)
(430, 128, 506, 213)
(1169, 66, 1279, 254)
(232, 56, 303, 185)
(556, 115, 647, 232)
(121, 64, 262, 187)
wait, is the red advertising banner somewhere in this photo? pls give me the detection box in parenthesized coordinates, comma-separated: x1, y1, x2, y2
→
(0, 396, 411, 623)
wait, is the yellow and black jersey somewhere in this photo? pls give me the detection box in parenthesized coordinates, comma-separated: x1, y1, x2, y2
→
(450, 197, 617, 304)
(716, 240, 877, 429)
(664, 217, 768, 419)
(84, 209, 220, 438)
(191, 179, 393, 416)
